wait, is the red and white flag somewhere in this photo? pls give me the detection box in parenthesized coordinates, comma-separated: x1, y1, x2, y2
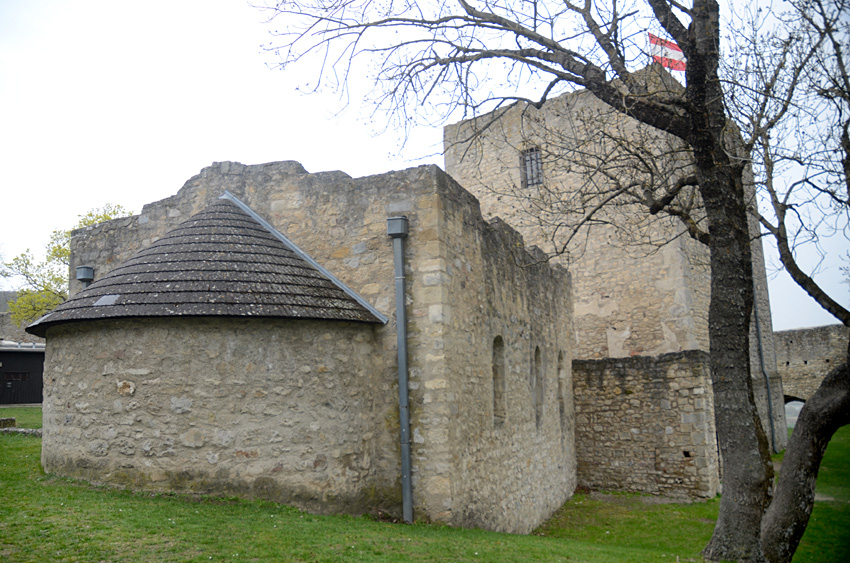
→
(649, 33, 686, 71)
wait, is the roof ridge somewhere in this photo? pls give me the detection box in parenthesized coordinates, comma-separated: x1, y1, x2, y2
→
(218, 192, 388, 324)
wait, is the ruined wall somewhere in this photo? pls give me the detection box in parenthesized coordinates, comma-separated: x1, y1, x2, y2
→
(59, 161, 575, 533)
(776, 324, 849, 402)
(425, 180, 575, 532)
(573, 351, 719, 498)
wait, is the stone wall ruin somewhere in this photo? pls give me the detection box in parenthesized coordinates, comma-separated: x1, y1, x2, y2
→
(573, 351, 719, 498)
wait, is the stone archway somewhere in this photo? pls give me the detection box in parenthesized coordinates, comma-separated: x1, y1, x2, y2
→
(783, 397, 805, 429)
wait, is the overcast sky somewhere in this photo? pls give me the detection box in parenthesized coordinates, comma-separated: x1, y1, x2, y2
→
(0, 0, 845, 331)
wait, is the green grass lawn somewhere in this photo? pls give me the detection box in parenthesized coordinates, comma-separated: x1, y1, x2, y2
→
(0, 408, 847, 562)
(0, 406, 42, 429)
(790, 425, 850, 563)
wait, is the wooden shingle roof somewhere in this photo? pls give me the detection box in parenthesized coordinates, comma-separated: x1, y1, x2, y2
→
(27, 194, 385, 337)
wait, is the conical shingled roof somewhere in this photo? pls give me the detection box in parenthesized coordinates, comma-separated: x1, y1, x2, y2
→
(27, 195, 384, 337)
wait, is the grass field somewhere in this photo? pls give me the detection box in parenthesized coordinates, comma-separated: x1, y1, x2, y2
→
(1, 407, 847, 562)
(790, 425, 850, 563)
(0, 406, 42, 429)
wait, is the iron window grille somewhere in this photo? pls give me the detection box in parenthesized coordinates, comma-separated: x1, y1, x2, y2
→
(4, 372, 28, 381)
(521, 147, 543, 188)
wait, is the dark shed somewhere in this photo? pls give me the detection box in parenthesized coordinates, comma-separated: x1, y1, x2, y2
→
(0, 341, 44, 404)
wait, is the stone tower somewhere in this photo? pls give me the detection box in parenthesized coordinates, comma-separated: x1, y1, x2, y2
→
(444, 67, 786, 493)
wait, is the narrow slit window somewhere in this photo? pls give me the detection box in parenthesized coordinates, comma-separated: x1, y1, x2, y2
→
(533, 346, 544, 429)
(557, 352, 567, 433)
(521, 147, 543, 188)
(493, 336, 506, 427)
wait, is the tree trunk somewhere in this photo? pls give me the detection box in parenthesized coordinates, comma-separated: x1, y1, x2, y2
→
(761, 344, 850, 563)
(697, 163, 774, 563)
(684, 3, 775, 560)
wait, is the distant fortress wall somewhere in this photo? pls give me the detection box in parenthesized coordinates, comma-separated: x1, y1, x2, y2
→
(775, 324, 849, 402)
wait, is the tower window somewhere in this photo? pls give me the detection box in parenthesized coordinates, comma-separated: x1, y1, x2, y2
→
(521, 147, 543, 188)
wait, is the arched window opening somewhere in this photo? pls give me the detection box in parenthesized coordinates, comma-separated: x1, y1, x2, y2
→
(492, 336, 506, 427)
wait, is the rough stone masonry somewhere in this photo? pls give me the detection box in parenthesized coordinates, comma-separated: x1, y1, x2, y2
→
(34, 161, 575, 534)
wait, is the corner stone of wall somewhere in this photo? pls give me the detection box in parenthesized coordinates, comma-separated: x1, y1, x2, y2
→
(573, 350, 719, 498)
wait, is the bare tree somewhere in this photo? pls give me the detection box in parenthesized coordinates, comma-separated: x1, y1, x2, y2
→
(722, 0, 848, 325)
(722, 1, 850, 560)
(260, 1, 848, 561)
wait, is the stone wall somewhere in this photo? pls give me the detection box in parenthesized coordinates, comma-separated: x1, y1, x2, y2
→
(41, 317, 395, 514)
(573, 351, 719, 498)
(436, 211, 575, 532)
(0, 313, 42, 344)
(52, 161, 575, 533)
(1, 292, 44, 344)
(746, 162, 787, 453)
(776, 324, 849, 402)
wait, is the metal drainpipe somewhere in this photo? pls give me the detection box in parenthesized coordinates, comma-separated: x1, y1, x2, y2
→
(387, 216, 413, 523)
(753, 289, 778, 453)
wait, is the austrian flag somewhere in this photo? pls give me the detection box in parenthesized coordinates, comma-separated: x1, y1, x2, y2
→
(649, 33, 686, 71)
